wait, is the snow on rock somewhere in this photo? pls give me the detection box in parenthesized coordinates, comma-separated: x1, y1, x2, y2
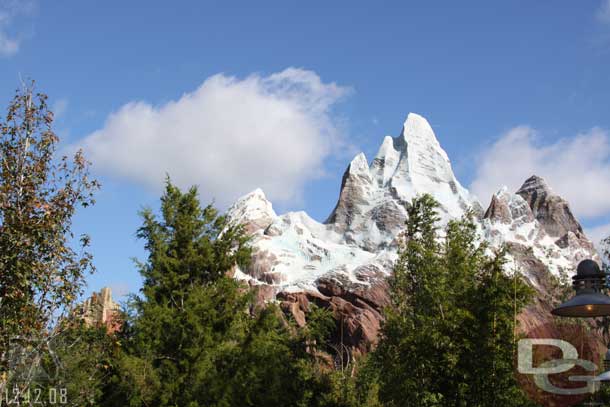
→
(481, 178, 598, 286)
(229, 112, 481, 295)
(227, 188, 277, 234)
(516, 175, 591, 245)
(326, 113, 480, 252)
(477, 178, 598, 334)
(226, 112, 599, 351)
(381, 113, 478, 220)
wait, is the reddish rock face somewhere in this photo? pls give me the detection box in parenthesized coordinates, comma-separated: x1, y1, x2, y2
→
(517, 176, 584, 240)
(484, 193, 514, 224)
(517, 175, 597, 257)
(516, 318, 606, 407)
(274, 270, 390, 353)
(78, 287, 121, 333)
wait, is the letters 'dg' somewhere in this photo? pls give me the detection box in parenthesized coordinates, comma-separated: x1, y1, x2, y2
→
(518, 338, 599, 395)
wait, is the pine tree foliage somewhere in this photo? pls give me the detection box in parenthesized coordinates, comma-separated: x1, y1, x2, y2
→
(135, 179, 251, 307)
(370, 194, 534, 407)
(102, 181, 341, 407)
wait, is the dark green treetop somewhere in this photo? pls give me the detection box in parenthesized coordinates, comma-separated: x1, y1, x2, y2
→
(371, 194, 534, 407)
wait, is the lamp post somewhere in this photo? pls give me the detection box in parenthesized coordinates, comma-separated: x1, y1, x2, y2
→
(551, 260, 610, 390)
(551, 260, 610, 318)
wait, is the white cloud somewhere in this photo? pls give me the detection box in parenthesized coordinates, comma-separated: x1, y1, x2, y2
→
(470, 126, 610, 219)
(585, 222, 610, 254)
(0, 31, 18, 56)
(52, 98, 68, 119)
(0, 0, 35, 56)
(79, 68, 351, 206)
(597, 0, 610, 23)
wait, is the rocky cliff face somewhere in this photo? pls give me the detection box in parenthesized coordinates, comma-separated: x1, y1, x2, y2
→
(78, 287, 121, 332)
(481, 178, 598, 288)
(517, 175, 595, 253)
(227, 113, 598, 352)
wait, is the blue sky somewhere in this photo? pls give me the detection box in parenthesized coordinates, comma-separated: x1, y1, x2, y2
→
(1, 0, 610, 299)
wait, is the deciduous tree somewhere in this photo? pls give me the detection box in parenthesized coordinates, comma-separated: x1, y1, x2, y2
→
(0, 83, 98, 396)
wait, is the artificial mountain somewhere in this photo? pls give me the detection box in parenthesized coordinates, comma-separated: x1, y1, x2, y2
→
(227, 113, 598, 353)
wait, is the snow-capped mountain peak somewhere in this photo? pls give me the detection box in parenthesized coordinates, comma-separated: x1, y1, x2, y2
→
(399, 112, 451, 177)
(230, 112, 488, 291)
(227, 188, 276, 234)
(347, 152, 370, 177)
(330, 113, 477, 241)
(226, 113, 598, 350)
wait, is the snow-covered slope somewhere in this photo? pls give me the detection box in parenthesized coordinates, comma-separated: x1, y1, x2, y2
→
(482, 177, 598, 288)
(226, 112, 598, 350)
(227, 113, 597, 332)
(326, 113, 479, 248)
(228, 182, 396, 293)
(228, 113, 485, 292)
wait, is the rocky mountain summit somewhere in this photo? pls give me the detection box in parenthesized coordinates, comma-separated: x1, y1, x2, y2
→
(78, 287, 121, 332)
(227, 113, 598, 352)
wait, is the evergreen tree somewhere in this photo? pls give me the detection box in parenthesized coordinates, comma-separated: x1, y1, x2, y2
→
(102, 180, 338, 407)
(135, 180, 251, 306)
(370, 194, 534, 407)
